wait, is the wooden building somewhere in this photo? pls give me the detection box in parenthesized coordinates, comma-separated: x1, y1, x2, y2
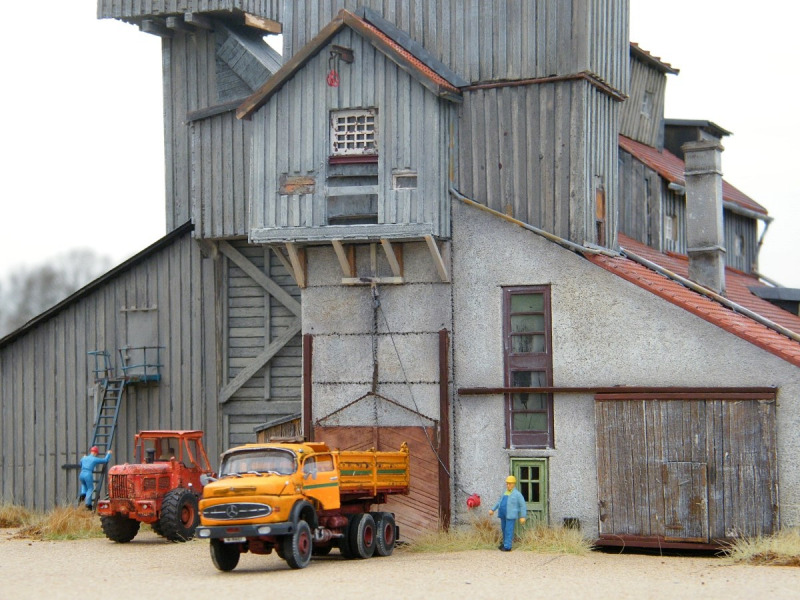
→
(1, 1, 799, 549)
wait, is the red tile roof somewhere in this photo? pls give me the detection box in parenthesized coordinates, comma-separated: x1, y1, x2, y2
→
(630, 43, 679, 75)
(619, 134, 767, 216)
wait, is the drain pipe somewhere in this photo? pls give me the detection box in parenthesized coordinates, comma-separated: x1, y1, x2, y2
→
(622, 247, 800, 344)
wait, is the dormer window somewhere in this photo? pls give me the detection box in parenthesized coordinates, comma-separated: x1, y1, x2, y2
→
(330, 109, 377, 158)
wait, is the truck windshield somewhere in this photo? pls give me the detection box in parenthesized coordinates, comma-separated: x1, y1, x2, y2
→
(220, 449, 296, 476)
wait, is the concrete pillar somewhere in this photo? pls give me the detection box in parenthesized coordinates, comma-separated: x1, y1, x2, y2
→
(682, 139, 726, 295)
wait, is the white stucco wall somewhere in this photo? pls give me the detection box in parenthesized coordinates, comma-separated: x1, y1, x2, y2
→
(450, 200, 800, 537)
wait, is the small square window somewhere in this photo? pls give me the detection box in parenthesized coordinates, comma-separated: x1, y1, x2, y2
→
(330, 109, 377, 157)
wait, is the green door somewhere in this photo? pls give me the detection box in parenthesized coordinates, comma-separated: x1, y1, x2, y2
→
(511, 458, 548, 525)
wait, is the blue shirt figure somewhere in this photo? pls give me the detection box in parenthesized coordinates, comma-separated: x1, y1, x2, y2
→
(489, 475, 527, 551)
(79, 446, 112, 509)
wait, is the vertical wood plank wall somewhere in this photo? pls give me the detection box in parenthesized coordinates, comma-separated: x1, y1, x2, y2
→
(282, 0, 629, 93)
(0, 231, 221, 510)
(619, 57, 668, 148)
(250, 28, 452, 237)
(97, 1, 281, 21)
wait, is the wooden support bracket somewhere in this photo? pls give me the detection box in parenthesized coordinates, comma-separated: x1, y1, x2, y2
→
(425, 235, 450, 282)
(331, 239, 356, 277)
(285, 242, 307, 289)
(185, 13, 214, 30)
(244, 13, 283, 34)
(166, 15, 195, 32)
(380, 239, 404, 278)
(141, 19, 174, 38)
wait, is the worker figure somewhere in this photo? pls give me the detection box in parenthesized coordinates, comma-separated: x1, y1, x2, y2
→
(78, 446, 112, 510)
(489, 475, 527, 551)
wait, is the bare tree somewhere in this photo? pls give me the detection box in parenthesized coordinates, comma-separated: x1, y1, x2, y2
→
(0, 248, 112, 337)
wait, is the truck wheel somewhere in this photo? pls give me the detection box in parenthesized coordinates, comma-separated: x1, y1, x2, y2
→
(349, 513, 376, 559)
(210, 539, 241, 572)
(371, 512, 396, 556)
(100, 514, 140, 543)
(282, 520, 313, 569)
(159, 488, 199, 542)
(150, 519, 165, 538)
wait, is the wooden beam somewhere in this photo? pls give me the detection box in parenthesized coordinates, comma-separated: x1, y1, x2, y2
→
(342, 277, 404, 285)
(424, 235, 450, 282)
(166, 16, 194, 33)
(438, 329, 451, 530)
(380, 239, 403, 278)
(302, 334, 313, 441)
(219, 319, 301, 403)
(285, 243, 306, 289)
(217, 241, 301, 316)
(331, 239, 355, 277)
(244, 13, 283, 34)
(185, 12, 214, 30)
(140, 19, 174, 38)
(270, 245, 295, 280)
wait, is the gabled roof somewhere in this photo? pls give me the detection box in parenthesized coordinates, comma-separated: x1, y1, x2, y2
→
(617, 234, 800, 335)
(630, 42, 679, 75)
(587, 246, 800, 368)
(237, 9, 463, 119)
(619, 134, 768, 217)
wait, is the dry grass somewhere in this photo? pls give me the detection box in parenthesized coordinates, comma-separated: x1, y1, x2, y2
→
(0, 503, 34, 528)
(722, 528, 800, 567)
(7, 505, 103, 541)
(407, 515, 592, 555)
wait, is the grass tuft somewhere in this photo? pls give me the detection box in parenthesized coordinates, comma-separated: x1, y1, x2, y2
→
(12, 505, 103, 541)
(722, 528, 800, 567)
(0, 503, 34, 528)
(407, 515, 591, 555)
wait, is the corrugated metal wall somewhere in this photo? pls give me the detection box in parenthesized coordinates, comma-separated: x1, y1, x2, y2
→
(724, 211, 758, 273)
(250, 27, 453, 239)
(0, 230, 220, 510)
(620, 56, 667, 148)
(457, 80, 619, 247)
(97, 0, 280, 21)
(282, 0, 629, 92)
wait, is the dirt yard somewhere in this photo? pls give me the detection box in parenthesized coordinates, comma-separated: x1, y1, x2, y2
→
(2, 527, 798, 599)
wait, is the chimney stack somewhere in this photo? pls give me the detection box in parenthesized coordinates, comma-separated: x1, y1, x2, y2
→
(682, 140, 726, 294)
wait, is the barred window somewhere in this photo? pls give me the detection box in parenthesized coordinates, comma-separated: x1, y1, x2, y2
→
(330, 109, 377, 156)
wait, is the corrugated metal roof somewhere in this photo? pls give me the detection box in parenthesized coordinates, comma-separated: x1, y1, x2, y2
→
(629, 42, 679, 75)
(619, 134, 768, 215)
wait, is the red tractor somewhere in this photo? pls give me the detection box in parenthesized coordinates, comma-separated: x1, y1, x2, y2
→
(97, 430, 214, 543)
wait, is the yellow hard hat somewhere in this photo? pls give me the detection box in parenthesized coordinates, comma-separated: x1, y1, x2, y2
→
(505, 475, 517, 483)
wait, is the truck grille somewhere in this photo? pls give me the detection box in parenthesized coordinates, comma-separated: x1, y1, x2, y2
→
(202, 503, 272, 521)
(109, 474, 129, 499)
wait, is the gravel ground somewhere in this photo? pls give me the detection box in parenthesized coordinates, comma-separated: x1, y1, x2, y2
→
(2, 526, 799, 599)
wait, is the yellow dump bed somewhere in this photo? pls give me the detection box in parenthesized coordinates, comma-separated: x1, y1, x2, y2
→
(335, 442, 410, 497)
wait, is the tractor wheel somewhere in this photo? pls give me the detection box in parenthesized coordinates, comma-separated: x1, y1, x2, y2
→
(100, 514, 140, 543)
(159, 488, 199, 542)
(348, 513, 376, 559)
(150, 519, 165, 538)
(371, 512, 396, 557)
(210, 539, 241, 572)
(281, 520, 313, 569)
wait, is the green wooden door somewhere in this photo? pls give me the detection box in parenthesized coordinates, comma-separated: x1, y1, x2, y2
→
(511, 458, 548, 525)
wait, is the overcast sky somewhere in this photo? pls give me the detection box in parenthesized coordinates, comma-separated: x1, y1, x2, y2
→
(1, 1, 798, 287)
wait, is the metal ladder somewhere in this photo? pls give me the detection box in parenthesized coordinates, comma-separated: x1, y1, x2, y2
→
(86, 351, 127, 507)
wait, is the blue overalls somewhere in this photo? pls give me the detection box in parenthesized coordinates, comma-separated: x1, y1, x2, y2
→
(79, 452, 111, 508)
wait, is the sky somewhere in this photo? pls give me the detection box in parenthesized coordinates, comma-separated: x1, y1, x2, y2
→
(0, 1, 798, 287)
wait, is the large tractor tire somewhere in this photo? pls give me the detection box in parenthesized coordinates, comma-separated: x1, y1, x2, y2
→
(348, 513, 376, 559)
(150, 519, 165, 538)
(101, 514, 140, 543)
(159, 488, 199, 542)
(371, 512, 396, 556)
(210, 539, 241, 572)
(281, 520, 313, 569)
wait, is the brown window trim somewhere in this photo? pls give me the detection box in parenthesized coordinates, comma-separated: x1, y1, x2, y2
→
(328, 155, 379, 165)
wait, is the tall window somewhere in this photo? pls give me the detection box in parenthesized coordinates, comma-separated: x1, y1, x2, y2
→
(503, 286, 553, 448)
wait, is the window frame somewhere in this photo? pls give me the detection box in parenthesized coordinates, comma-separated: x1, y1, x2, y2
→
(329, 108, 378, 159)
(503, 286, 554, 448)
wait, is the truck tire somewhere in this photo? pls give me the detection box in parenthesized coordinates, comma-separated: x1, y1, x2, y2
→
(159, 488, 199, 542)
(349, 513, 376, 559)
(282, 519, 313, 569)
(100, 514, 140, 543)
(150, 519, 165, 538)
(371, 512, 396, 556)
(210, 539, 241, 572)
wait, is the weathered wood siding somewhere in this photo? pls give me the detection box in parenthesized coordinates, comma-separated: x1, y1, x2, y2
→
(458, 80, 619, 247)
(221, 241, 302, 446)
(724, 211, 758, 274)
(0, 230, 221, 510)
(97, 0, 280, 21)
(596, 397, 778, 542)
(620, 56, 667, 147)
(281, 0, 629, 92)
(249, 27, 453, 242)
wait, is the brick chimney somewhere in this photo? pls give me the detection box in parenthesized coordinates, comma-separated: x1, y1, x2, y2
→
(682, 140, 726, 294)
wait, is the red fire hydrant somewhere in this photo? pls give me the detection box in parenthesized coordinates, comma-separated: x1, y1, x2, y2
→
(466, 493, 481, 509)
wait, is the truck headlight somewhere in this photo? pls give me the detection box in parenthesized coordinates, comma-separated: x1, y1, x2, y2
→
(197, 528, 211, 538)
(257, 525, 271, 535)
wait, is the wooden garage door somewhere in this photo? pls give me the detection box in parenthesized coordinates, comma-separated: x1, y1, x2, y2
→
(313, 426, 440, 541)
(595, 393, 778, 546)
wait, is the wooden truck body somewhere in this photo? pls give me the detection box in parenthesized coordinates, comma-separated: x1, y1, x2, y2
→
(197, 441, 409, 571)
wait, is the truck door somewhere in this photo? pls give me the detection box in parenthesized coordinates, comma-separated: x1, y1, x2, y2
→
(302, 454, 340, 510)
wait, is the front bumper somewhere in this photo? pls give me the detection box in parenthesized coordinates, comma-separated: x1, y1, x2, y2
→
(196, 522, 294, 540)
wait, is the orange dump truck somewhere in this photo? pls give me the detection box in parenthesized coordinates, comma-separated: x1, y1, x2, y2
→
(197, 440, 409, 571)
